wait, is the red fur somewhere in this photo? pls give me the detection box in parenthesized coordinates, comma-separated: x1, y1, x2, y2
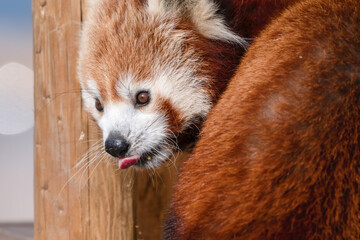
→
(217, 0, 298, 38)
(157, 97, 184, 134)
(198, 0, 299, 101)
(166, 0, 360, 239)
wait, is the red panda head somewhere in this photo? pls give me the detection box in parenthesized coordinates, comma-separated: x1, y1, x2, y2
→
(78, 0, 245, 169)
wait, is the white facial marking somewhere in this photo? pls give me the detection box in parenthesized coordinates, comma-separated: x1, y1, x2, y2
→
(153, 69, 211, 129)
(147, 0, 165, 14)
(87, 79, 101, 97)
(81, 79, 103, 119)
(88, 0, 100, 8)
(99, 100, 170, 168)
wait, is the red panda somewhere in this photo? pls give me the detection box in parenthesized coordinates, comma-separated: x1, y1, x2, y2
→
(165, 0, 360, 239)
(78, 0, 296, 169)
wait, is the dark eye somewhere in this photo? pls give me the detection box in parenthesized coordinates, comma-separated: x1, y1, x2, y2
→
(136, 91, 150, 106)
(95, 99, 104, 112)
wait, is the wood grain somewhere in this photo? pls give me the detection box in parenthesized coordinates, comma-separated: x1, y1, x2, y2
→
(33, 0, 87, 239)
(33, 0, 183, 239)
(133, 154, 187, 240)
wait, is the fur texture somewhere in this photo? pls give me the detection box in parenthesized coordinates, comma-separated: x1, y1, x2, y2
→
(166, 0, 360, 239)
(78, 0, 294, 169)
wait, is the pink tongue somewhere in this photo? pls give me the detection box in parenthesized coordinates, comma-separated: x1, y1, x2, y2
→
(119, 156, 141, 169)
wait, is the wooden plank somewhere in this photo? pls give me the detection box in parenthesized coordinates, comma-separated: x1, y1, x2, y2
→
(33, 0, 89, 239)
(80, 0, 135, 238)
(33, 0, 184, 239)
(133, 154, 187, 240)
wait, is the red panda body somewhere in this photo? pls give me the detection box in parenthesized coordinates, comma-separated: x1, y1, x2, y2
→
(166, 0, 360, 239)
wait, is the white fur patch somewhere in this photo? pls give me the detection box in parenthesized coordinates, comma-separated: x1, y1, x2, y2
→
(86, 79, 101, 98)
(99, 101, 170, 168)
(147, 0, 165, 14)
(153, 68, 211, 129)
(147, 0, 247, 46)
(87, 0, 100, 8)
(191, 0, 247, 45)
(81, 79, 103, 119)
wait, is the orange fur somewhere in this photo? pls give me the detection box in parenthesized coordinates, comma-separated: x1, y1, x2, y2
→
(166, 0, 360, 239)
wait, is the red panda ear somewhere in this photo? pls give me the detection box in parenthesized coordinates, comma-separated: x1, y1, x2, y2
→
(147, 0, 247, 46)
(87, 0, 99, 8)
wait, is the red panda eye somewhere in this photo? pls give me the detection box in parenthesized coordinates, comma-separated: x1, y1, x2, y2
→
(136, 91, 150, 106)
(95, 99, 104, 112)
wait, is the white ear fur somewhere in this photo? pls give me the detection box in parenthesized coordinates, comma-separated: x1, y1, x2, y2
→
(87, 0, 100, 8)
(191, 0, 247, 45)
(147, 0, 247, 46)
(147, 0, 166, 14)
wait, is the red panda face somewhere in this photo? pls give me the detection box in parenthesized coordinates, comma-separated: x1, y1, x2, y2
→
(78, 0, 244, 169)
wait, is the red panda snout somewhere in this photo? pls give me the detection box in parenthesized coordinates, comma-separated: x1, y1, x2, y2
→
(104, 132, 130, 158)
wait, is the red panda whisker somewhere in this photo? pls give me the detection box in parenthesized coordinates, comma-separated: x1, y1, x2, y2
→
(81, 152, 108, 191)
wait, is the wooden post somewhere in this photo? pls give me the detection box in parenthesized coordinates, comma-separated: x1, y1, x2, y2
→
(33, 1, 183, 239)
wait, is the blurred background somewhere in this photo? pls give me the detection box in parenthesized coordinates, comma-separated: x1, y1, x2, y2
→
(0, 0, 34, 238)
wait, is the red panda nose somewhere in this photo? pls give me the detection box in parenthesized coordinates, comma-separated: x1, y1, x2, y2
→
(105, 132, 130, 158)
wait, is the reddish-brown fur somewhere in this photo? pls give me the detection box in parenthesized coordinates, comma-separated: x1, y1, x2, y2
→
(166, 0, 360, 239)
(191, 0, 299, 101)
(217, 0, 298, 38)
(157, 97, 184, 134)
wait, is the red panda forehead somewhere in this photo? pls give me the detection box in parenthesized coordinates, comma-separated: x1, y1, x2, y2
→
(80, 2, 202, 102)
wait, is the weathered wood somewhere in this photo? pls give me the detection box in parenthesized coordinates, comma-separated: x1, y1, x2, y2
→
(133, 153, 187, 240)
(33, 0, 89, 239)
(33, 0, 183, 239)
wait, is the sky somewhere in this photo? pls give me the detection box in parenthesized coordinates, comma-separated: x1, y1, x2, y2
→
(0, 0, 33, 68)
(0, 0, 34, 222)
(0, 1, 32, 29)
